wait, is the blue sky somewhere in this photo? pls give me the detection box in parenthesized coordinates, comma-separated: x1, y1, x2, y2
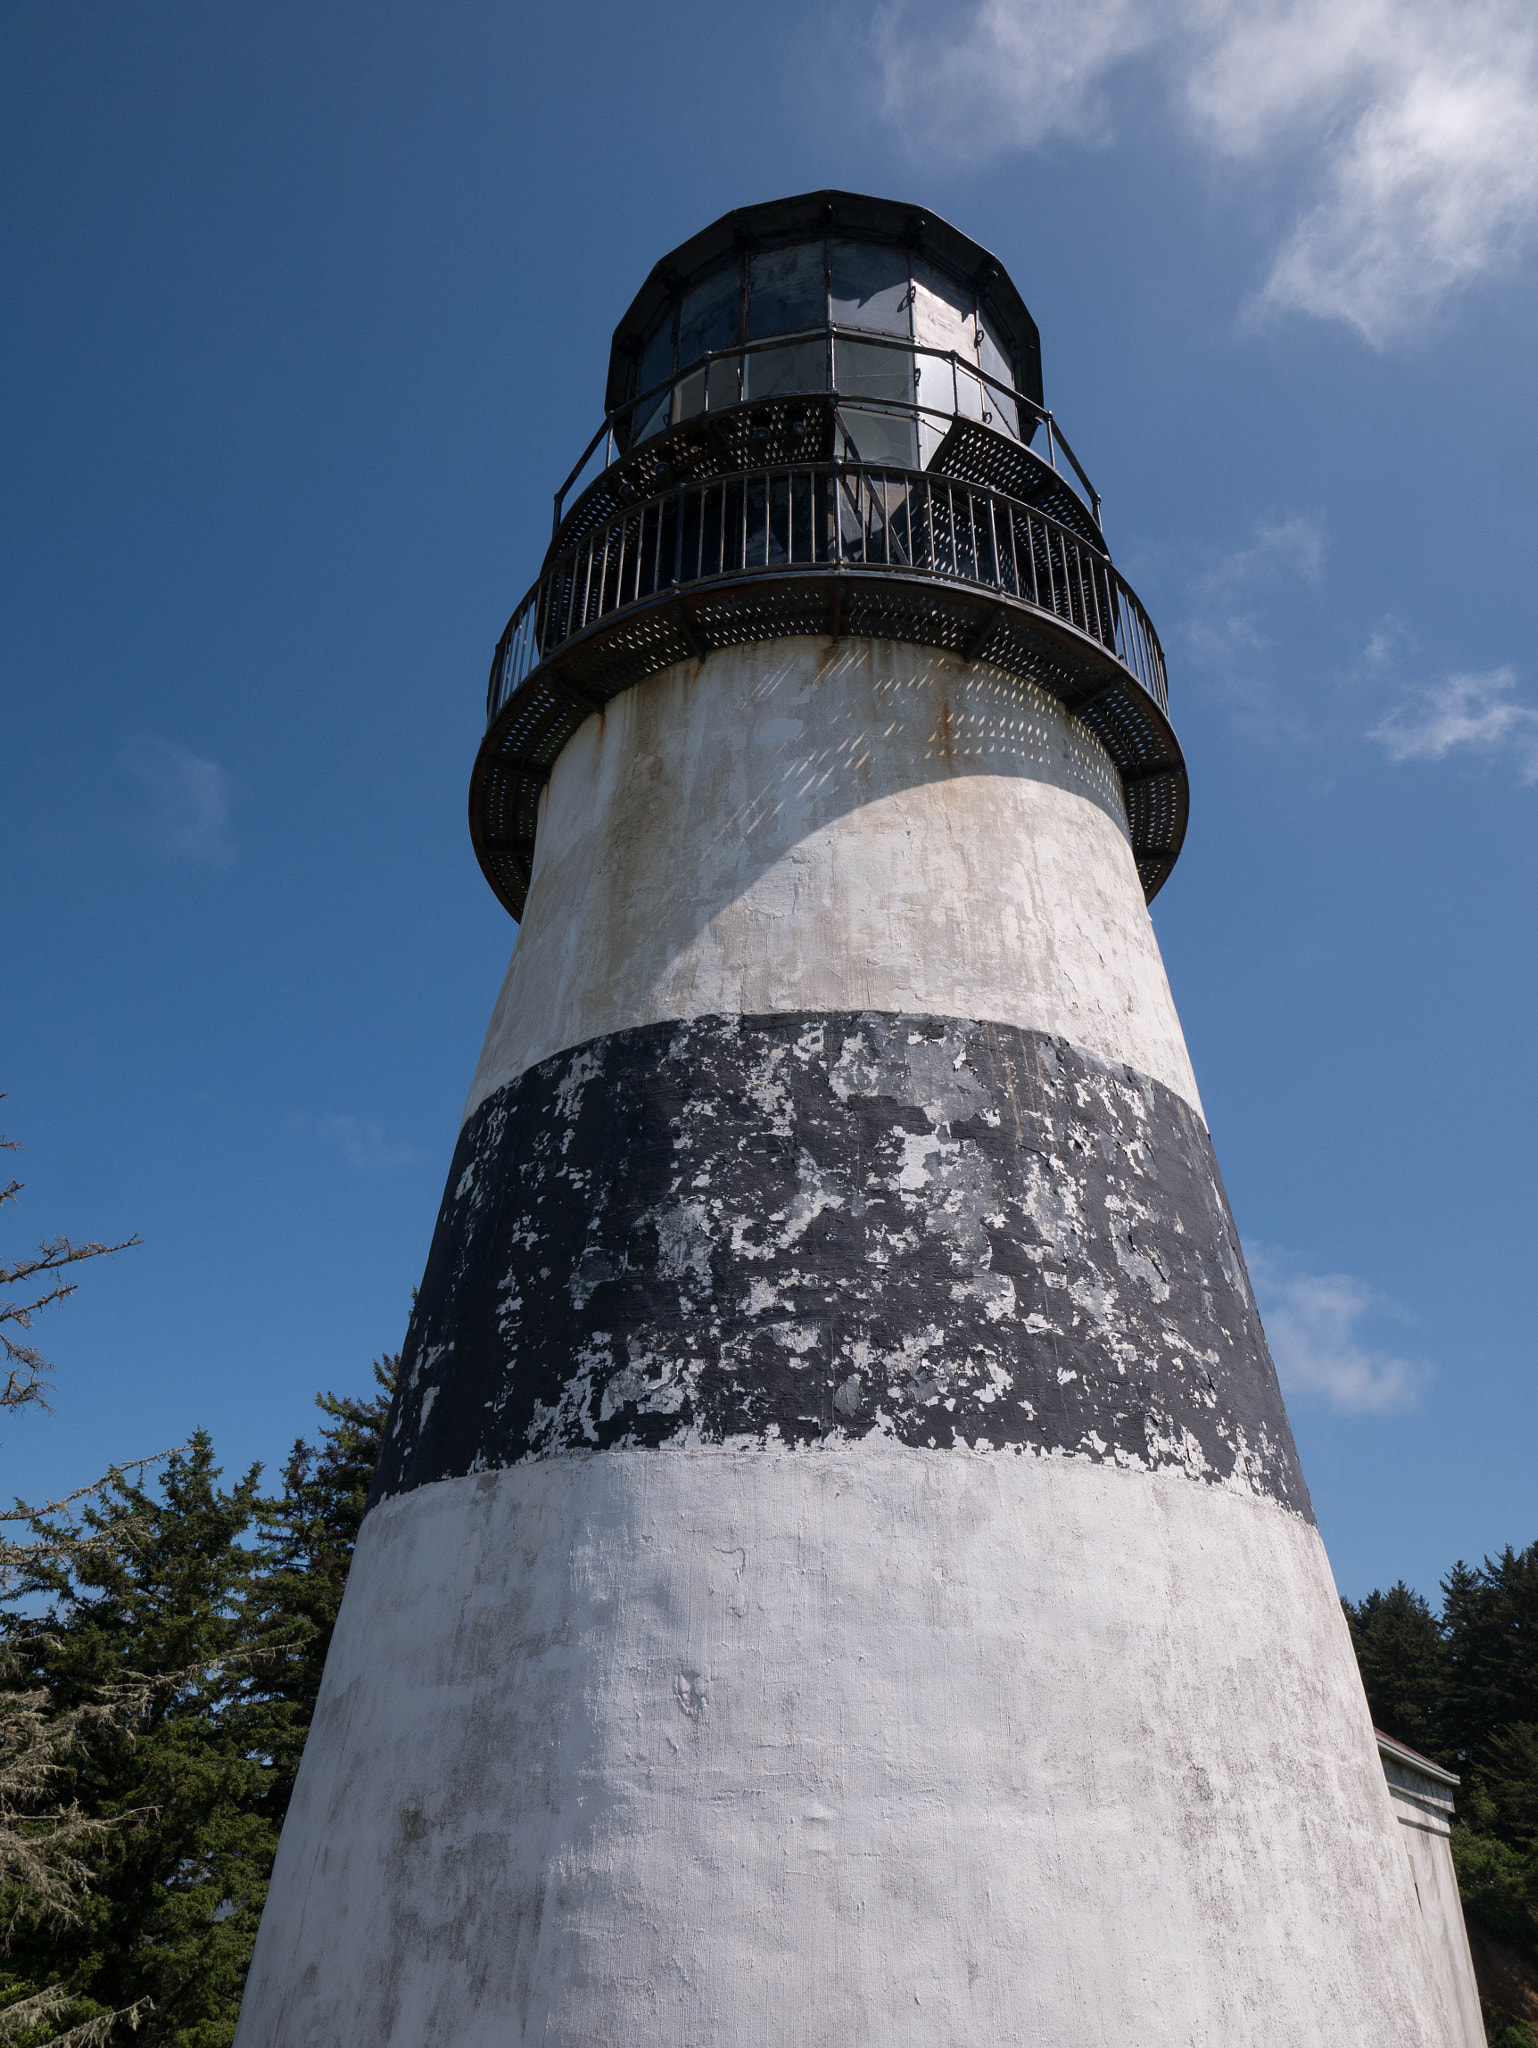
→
(4, 0, 1535, 1602)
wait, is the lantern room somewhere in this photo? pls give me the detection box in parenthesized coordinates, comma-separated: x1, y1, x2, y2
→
(604, 190, 1044, 476)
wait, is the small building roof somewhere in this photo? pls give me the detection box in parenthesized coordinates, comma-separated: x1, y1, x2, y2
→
(1375, 1727, 1461, 1788)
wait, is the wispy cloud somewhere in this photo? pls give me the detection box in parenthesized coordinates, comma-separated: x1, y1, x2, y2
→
(1189, 512, 1326, 605)
(872, 0, 1538, 342)
(125, 739, 235, 867)
(295, 1113, 419, 1173)
(1367, 663, 1538, 781)
(1360, 613, 1417, 674)
(1182, 513, 1325, 726)
(874, 0, 1157, 151)
(1248, 1250, 1429, 1414)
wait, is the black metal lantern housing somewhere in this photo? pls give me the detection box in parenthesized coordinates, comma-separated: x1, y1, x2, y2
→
(471, 190, 1187, 921)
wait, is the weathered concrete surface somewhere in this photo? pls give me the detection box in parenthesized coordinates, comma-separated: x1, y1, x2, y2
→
(1379, 1735, 1486, 2048)
(383, 1014, 1306, 1509)
(467, 639, 1203, 1120)
(236, 1450, 1453, 2048)
(237, 626, 1458, 2044)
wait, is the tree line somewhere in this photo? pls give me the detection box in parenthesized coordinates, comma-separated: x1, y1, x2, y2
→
(3, 1368, 395, 2046)
(1, 1121, 397, 2045)
(3, 1130, 1536, 2045)
(1347, 1563, 1538, 2045)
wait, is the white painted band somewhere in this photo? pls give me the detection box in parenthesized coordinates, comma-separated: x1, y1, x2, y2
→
(237, 1449, 1455, 2048)
(467, 638, 1202, 1122)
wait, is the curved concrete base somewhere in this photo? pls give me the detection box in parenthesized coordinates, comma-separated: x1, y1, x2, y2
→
(236, 1449, 1454, 2047)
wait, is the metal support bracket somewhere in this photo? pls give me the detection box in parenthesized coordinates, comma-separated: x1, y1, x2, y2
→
(668, 594, 709, 661)
(546, 669, 606, 719)
(963, 605, 1010, 663)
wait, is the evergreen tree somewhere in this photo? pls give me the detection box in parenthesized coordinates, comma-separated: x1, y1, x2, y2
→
(1, 1117, 154, 2047)
(1343, 1581, 1451, 1766)
(1345, 1549, 1538, 2038)
(0, 1115, 398, 2042)
(1447, 1554, 1538, 1991)
(246, 1358, 396, 1827)
(5, 1358, 398, 2046)
(8, 1439, 272, 2048)
(1444, 1547, 1538, 1776)
(1477, 1726, 1538, 1855)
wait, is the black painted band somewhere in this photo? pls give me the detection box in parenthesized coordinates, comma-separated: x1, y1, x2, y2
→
(373, 1013, 1309, 1518)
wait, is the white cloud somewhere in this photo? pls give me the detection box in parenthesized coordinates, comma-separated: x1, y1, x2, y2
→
(873, 0, 1538, 342)
(125, 738, 235, 867)
(1182, 513, 1324, 709)
(1360, 613, 1416, 673)
(1190, 512, 1326, 603)
(1248, 1251, 1428, 1414)
(1367, 664, 1538, 780)
(874, 0, 1158, 152)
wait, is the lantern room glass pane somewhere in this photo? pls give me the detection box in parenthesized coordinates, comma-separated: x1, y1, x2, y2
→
(830, 242, 911, 336)
(679, 263, 741, 366)
(836, 336, 915, 407)
(706, 355, 741, 410)
(633, 387, 671, 444)
(977, 317, 1014, 392)
(743, 337, 825, 400)
(914, 352, 956, 432)
(839, 405, 918, 469)
(637, 311, 674, 396)
(910, 258, 974, 357)
(978, 318, 1019, 438)
(747, 243, 826, 339)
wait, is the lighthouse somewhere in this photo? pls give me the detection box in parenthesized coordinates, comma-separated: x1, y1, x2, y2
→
(236, 191, 1465, 2045)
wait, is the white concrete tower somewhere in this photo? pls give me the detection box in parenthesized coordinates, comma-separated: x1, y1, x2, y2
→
(236, 192, 1462, 2046)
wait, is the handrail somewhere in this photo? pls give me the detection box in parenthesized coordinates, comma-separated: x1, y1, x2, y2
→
(489, 459, 1164, 733)
(550, 327, 1103, 537)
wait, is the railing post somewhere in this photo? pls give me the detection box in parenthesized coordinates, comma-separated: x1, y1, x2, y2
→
(493, 460, 1166, 747)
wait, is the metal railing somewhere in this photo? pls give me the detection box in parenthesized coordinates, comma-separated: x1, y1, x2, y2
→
(552, 326, 1103, 536)
(488, 461, 1166, 728)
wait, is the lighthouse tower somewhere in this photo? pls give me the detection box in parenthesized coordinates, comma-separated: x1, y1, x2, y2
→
(236, 193, 1462, 2046)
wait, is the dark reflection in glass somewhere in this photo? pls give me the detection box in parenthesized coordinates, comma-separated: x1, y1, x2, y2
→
(679, 264, 741, 364)
(633, 388, 671, 444)
(830, 242, 911, 335)
(747, 243, 825, 339)
(706, 356, 741, 409)
(637, 313, 673, 396)
(744, 339, 825, 400)
(674, 368, 706, 422)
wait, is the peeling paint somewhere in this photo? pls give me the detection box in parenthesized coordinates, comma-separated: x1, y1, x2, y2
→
(374, 1012, 1308, 1517)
